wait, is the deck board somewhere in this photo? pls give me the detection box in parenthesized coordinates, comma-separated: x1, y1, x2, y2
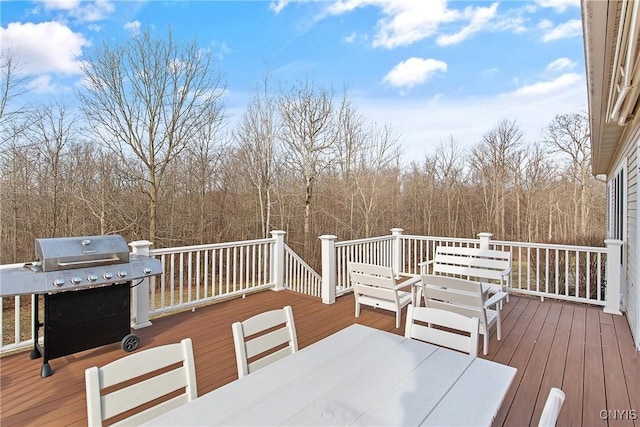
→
(1, 290, 639, 426)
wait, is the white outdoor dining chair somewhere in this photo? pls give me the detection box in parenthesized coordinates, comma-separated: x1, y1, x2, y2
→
(538, 387, 566, 427)
(348, 262, 413, 328)
(85, 338, 197, 427)
(232, 305, 298, 378)
(420, 274, 508, 355)
(404, 304, 480, 356)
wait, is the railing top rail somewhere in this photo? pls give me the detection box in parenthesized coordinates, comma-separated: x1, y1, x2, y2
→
(150, 238, 275, 255)
(335, 235, 395, 248)
(400, 235, 478, 244)
(490, 239, 607, 253)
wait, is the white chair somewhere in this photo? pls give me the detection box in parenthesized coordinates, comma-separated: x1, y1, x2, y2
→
(85, 338, 197, 427)
(404, 304, 480, 356)
(232, 305, 298, 378)
(420, 274, 507, 355)
(348, 262, 413, 328)
(538, 387, 566, 427)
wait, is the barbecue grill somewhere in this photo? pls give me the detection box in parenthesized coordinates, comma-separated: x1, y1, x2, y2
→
(0, 235, 162, 377)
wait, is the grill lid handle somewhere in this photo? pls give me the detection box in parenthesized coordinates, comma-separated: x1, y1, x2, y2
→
(57, 256, 121, 267)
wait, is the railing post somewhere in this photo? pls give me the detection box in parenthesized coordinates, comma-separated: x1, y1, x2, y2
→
(604, 239, 623, 315)
(129, 240, 153, 329)
(271, 230, 286, 291)
(478, 232, 493, 250)
(320, 235, 337, 304)
(391, 228, 404, 276)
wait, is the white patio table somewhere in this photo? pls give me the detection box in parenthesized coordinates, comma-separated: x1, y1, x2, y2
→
(143, 324, 516, 426)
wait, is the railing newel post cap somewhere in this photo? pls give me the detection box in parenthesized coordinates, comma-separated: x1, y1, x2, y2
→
(604, 239, 623, 246)
(319, 235, 337, 240)
(477, 232, 493, 238)
(129, 240, 153, 248)
(270, 230, 286, 236)
(390, 228, 404, 234)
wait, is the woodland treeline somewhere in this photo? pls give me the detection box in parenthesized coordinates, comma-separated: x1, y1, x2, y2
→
(0, 29, 605, 266)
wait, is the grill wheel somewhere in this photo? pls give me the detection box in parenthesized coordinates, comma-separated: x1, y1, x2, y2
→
(121, 334, 140, 352)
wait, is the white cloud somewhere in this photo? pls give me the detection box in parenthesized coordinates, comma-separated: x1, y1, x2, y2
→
(538, 19, 553, 30)
(211, 40, 232, 61)
(437, 2, 499, 46)
(542, 19, 582, 42)
(0, 21, 90, 76)
(28, 74, 69, 94)
(383, 57, 447, 91)
(270, 0, 290, 14)
(34, 0, 115, 22)
(535, 0, 580, 13)
(509, 73, 582, 97)
(546, 57, 575, 72)
(124, 20, 141, 37)
(325, 0, 460, 49)
(355, 81, 587, 163)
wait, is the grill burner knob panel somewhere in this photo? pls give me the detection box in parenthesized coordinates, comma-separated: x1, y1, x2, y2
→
(143, 268, 152, 275)
(71, 276, 82, 285)
(118, 270, 127, 278)
(88, 274, 98, 282)
(53, 278, 65, 287)
(103, 272, 114, 280)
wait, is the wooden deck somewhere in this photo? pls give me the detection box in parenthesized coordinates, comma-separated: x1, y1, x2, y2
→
(1, 290, 639, 426)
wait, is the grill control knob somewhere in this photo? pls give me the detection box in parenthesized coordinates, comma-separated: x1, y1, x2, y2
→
(143, 268, 152, 275)
(71, 276, 82, 285)
(118, 270, 128, 278)
(53, 278, 65, 287)
(88, 274, 98, 282)
(103, 272, 114, 280)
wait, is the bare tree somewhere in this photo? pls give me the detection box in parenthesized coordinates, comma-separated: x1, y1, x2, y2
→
(544, 112, 591, 238)
(235, 73, 279, 238)
(78, 28, 226, 242)
(434, 137, 466, 237)
(469, 119, 523, 236)
(0, 49, 31, 146)
(351, 123, 400, 237)
(278, 80, 337, 251)
(25, 102, 78, 236)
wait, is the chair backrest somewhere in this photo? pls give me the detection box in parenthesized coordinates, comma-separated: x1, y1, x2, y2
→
(404, 305, 479, 355)
(85, 338, 197, 427)
(420, 274, 488, 325)
(232, 305, 298, 378)
(431, 246, 511, 283)
(538, 387, 566, 427)
(349, 262, 397, 297)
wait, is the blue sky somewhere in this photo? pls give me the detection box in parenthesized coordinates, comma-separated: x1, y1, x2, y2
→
(0, 0, 586, 162)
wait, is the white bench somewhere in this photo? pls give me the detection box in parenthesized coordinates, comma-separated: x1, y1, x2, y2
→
(420, 245, 512, 302)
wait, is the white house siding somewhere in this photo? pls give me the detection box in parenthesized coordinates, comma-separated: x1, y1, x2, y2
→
(612, 120, 640, 349)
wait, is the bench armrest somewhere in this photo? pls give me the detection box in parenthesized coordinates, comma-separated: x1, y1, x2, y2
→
(485, 291, 508, 309)
(418, 260, 434, 267)
(500, 267, 512, 278)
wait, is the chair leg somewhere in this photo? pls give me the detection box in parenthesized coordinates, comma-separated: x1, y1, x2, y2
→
(355, 300, 361, 318)
(483, 333, 489, 356)
(396, 311, 401, 329)
(497, 314, 502, 341)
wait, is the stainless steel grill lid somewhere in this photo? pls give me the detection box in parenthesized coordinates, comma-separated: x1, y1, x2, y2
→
(0, 235, 161, 297)
(35, 235, 130, 272)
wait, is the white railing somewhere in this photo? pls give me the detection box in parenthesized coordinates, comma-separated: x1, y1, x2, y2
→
(334, 235, 395, 296)
(0, 229, 621, 354)
(284, 245, 322, 297)
(329, 230, 610, 306)
(148, 238, 276, 316)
